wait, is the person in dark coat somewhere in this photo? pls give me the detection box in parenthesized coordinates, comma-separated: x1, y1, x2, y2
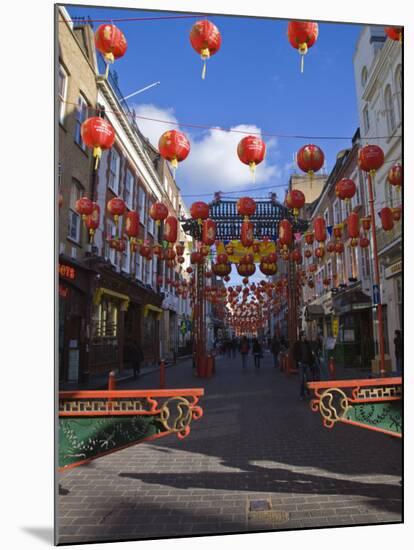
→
(124, 339, 144, 379)
(394, 330, 403, 375)
(293, 332, 314, 399)
(252, 338, 263, 369)
(240, 336, 250, 369)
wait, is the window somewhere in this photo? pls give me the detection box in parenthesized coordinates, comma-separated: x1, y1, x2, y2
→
(67, 180, 82, 243)
(74, 94, 88, 148)
(121, 241, 130, 273)
(387, 180, 395, 208)
(137, 187, 146, 224)
(385, 85, 396, 133)
(147, 201, 155, 235)
(395, 65, 402, 122)
(333, 199, 341, 224)
(144, 257, 151, 284)
(361, 66, 368, 87)
(363, 105, 370, 133)
(124, 169, 134, 210)
(135, 251, 143, 281)
(108, 149, 121, 194)
(58, 64, 68, 124)
(105, 219, 119, 266)
(323, 207, 330, 227)
(92, 299, 118, 338)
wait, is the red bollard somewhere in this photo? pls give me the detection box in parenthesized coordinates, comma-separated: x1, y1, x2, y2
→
(328, 356, 336, 379)
(108, 370, 116, 391)
(159, 359, 166, 389)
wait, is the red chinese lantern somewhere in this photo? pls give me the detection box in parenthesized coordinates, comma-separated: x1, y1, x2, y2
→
(347, 212, 360, 245)
(117, 239, 126, 252)
(260, 262, 278, 276)
(212, 263, 231, 277)
(335, 242, 344, 254)
(308, 279, 315, 289)
(149, 202, 168, 225)
(95, 24, 127, 74)
(388, 163, 402, 189)
(291, 249, 302, 264)
(287, 21, 318, 72)
(190, 201, 209, 225)
(217, 253, 228, 264)
(358, 145, 384, 179)
(359, 237, 370, 249)
(175, 244, 185, 256)
(392, 207, 402, 222)
(241, 221, 254, 248)
(237, 196, 256, 220)
(200, 244, 210, 256)
(304, 249, 312, 258)
(385, 27, 402, 43)
(333, 224, 343, 240)
(202, 219, 216, 246)
(285, 189, 305, 217)
(323, 277, 331, 287)
(85, 203, 100, 243)
(268, 252, 277, 263)
(81, 117, 116, 169)
(237, 137, 266, 180)
(309, 264, 317, 273)
(297, 144, 324, 179)
(313, 216, 326, 243)
(165, 248, 176, 261)
(304, 231, 314, 246)
(224, 275, 231, 282)
(252, 241, 261, 254)
(139, 243, 151, 258)
(361, 217, 371, 232)
(315, 247, 325, 260)
(336, 179, 356, 201)
(189, 20, 222, 79)
(326, 241, 336, 254)
(186, 266, 193, 274)
(158, 130, 190, 170)
(205, 270, 213, 279)
(279, 219, 293, 249)
(166, 259, 175, 268)
(190, 251, 203, 264)
(380, 208, 394, 231)
(125, 211, 139, 239)
(107, 197, 126, 225)
(237, 263, 256, 277)
(177, 256, 185, 264)
(75, 196, 93, 220)
(163, 216, 178, 244)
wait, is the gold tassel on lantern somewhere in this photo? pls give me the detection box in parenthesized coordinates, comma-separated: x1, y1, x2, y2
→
(249, 161, 256, 183)
(200, 47, 210, 80)
(93, 146, 102, 170)
(298, 43, 308, 73)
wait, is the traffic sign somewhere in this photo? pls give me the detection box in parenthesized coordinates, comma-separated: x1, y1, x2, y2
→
(372, 284, 381, 306)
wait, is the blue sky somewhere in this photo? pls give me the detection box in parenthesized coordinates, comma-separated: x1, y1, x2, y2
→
(64, 4, 364, 206)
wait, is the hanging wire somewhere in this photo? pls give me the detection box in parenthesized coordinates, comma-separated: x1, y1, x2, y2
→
(59, 14, 207, 23)
(62, 101, 402, 142)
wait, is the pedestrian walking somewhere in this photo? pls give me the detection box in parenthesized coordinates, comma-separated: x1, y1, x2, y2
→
(124, 339, 144, 379)
(394, 330, 403, 375)
(231, 337, 237, 358)
(240, 336, 250, 369)
(271, 334, 280, 368)
(252, 338, 262, 369)
(293, 332, 314, 399)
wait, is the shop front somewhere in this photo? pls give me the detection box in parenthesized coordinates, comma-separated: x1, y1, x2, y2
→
(332, 286, 374, 370)
(58, 257, 95, 383)
(161, 292, 179, 361)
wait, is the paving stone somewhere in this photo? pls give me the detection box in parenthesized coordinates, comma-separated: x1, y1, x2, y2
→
(57, 354, 402, 544)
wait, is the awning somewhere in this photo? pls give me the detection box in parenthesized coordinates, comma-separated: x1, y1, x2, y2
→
(144, 304, 163, 320)
(93, 287, 130, 311)
(333, 288, 371, 315)
(304, 305, 325, 320)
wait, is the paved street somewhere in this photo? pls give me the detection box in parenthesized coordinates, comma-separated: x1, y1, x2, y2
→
(58, 351, 402, 544)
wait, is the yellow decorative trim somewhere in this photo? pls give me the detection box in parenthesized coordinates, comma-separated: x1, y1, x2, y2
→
(93, 287, 130, 311)
(144, 304, 163, 320)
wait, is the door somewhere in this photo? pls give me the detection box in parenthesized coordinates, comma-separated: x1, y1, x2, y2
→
(67, 316, 81, 382)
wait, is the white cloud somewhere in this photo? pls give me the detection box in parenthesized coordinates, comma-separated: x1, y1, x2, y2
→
(131, 104, 282, 191)
(132, 103, 178, 148)
(181, 124, 281, 190)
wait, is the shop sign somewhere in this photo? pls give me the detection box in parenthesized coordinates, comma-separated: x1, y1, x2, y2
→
(385, 260, 402, 279)
(59, 263, 76, 280)
(331, 317, 339, 337)
(59, 284, 69, 298)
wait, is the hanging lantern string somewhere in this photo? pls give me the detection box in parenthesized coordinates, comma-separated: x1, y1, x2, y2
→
(62, 101, 401, 142)
(59, 14, 208, 23)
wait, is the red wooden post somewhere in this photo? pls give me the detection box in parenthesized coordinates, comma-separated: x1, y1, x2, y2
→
(367, 171, 386, 377)
(108, 370, 116, 390)
(159, 359, 166, 389)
